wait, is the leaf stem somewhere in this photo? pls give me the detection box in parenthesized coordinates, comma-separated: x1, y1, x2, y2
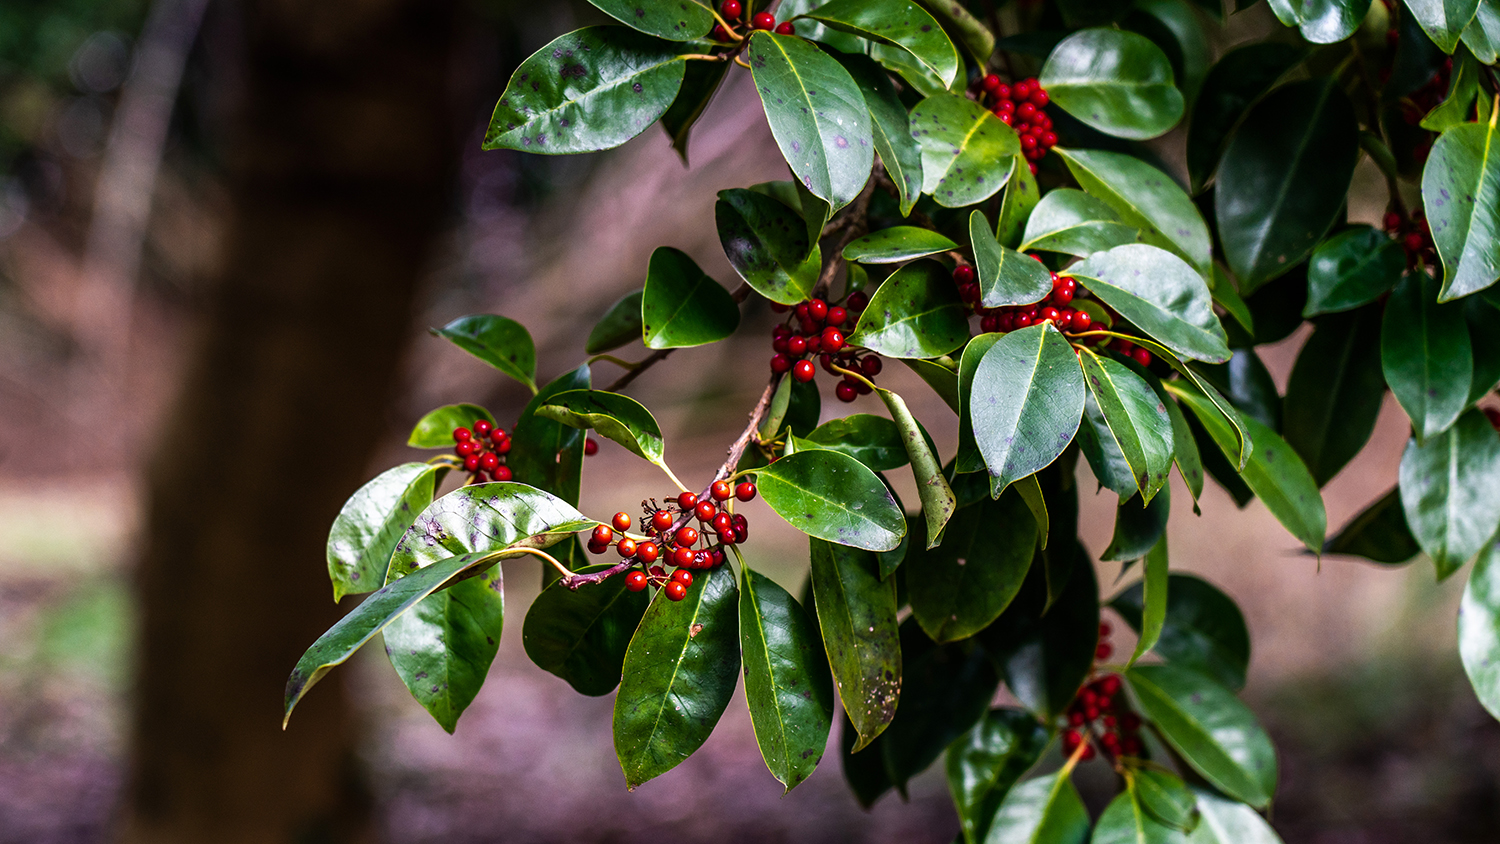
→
(681, 53, 730, 61)
(829, 362, 877, 392)
(1059, 734, 1091, 777)
(707, 8, 745, 39)
(587, 353, 642, 370)
(658, 461, 691, 494)
(734, 55, 752, 70)
(496, 546, 574, 581)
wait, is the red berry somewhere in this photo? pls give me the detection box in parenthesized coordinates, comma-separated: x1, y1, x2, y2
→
(617, 537, 637, 557)
(651, 510, 673, 532)
(649, 565, 667, 579)
(721, 0, 742, 17)
(995, 83, 1011, 100)
(1122, 713, 1142, 731)
(1384, 211, 1405, 230)
(794, 302, 809, 320)
(1096, 642, 1113, 660)
(1084, 705, 1100, 720)
(1068, 711, 1085, 726)
(637, 541, 660, 563)
(792, 360, 816, 382)
(981, 74, 1001, 92)
(585, 438, 599, 456)
(712, 512, 734, 533)
(710, 23, 729, 40)
(454, 427, 472, 442)
(775, 21, 795, 34)
(861, 356, 883, 376)
(696, 500, 719, 521)
(826, 306, 847, 327)
(592, 525, 614, 544)
(1101, 732, 1121, 750)
(771, 353, 792, 374)
(1485, 406, 1500, 430)
(711, 480, 733, 501)
(752, 11, 776, 29)
(463, 454, 481, 472)
(588, 539, 608, 555)
(996, 111, 1013, 126)
(953, 265, 975, 285)
(821, 327, 846, 353)
(1099, 622, 1112, 637)
(1012, 312, 1032, 328)
(980, 314, 1000, 333)
(625, 571, 648, 591)
(819, 353, 839, 375)
(1029, 162, 1038, 175)
(672, 547, 695, 568)
(672, 568, 694, 586)
(456, 440, 478, 457)
(494, 437, 511, 455)
(474, 419, 493, 436)
(1131, 348, 1152, 368)
(835, 382, 858, 403)
(772, 335, 790, 354)
(847, 291, 869, 311)
(805, 334, 822, 355)
(480, 452, 500, 471)
(1038, 306, 1060, 324)
(1062, 729, 1082, 750)
(676, 526, 699, 547)
(735, 481, 757, 501)
(1081, 744, 1097, 760)
(1031, 88, 1049, 107)
(1042, 132, 1058, 147)
(678, 492, 698, 509)
(807, 298, 828, 322)
(1020, 134, 1037, 151)
(1013, 79, 1034, 100)
(1101, 675, 1122, 695)
(664, 581, 688, 601)
(1404, 232, 1424, 251)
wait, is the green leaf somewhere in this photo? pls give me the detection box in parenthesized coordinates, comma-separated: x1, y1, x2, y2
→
(1079, 389, 1138, 498)
(1283, 308, 1385, 486)
(910, 490, 1037, 642)
(509, 365, 592, 511)
(1197, 347, 1280, 431)
(327, 463, 444, 601)
(998, 155, 1043, 249)
(1019, 188, 1142, 257)
(1152, 379, 1205, 506)
(537, 389, 665, 466)
(1054, 147, 1212, 274)
(641, 246, 741, 349)
(432, 314, 537, 390)
(1113, 573, 1250, 690)
(911, 93, 1021, 208)
(1215, 78, 1359, 294)
(1103, 488, 1170, 562)
(484, 27, 688, 154)
(946, 709, 1051, 844)
(799, 0, 961, 88)
(586, 291, 645, 354)
(1127, 664, 1277, 808)
(1467, 295, 1500, 404)
(1016, 474, 1051, 550)
(1127, 533, 1169, 670)
(1187, 787, 1286, 844)
(880, 388, 956, 546)
(1303, 226, 1405, 316)
(661, 57, 730, 163)
(740, 567, 835, 791)
(383, 576, 503, 733)
(1170, 382, 1326, 553)
(1325, 486, 1422, 564)
(762, 372, 823, 440)
(794, 176, 834, 250)
(1461, 0, 1500, 61)
(1129, 0, 1211, 99)
(913, 0, 996, 61)
(1092, 788, 1190, 844)
(810, 537, 902, 750)
(1403, 0, 1481, 52)
(843, 226, 960, 263)
(614, 563, 740, 787)
(1080, 350, 1175, 502)
(984, 771, 1090, 844)
(1113, 334, 1252, 469)
(757, 449, 908, 552)
(1383, 272, 1473, 441)
(1186, 42, 1306, 193)
(971, 324, 1087, 495)
(585, 0, 714, 40)
(849, 260, 970, 359)
(957, 333, 1005, 473)
(1420, 51, 1481, 132)
(716, 189, 819, 304)
(1208, 265, 1255, 336)
(1400, 408, 1500, 579)
(972, 211, 1056, 307)
(904, 356, 963, 412)
(408, 403, 496, 449)
(1040, 28, 1185, 141)
(1267, 0, 1372, 43)
(806, 414, 910, 471)
(1461, 541, 1500, 722)
(285, 483, 591, 727)
(1068, 244, 1232, 364)
(982, 546, 1099, 719)
(841, 710, 894, 807)
(1423, 118, 1500, 301)
(748, 31, 874, 211)
(1132, 768, 1198, 832)
(523, 563, 649, 696)
(835, 53, 924, 216)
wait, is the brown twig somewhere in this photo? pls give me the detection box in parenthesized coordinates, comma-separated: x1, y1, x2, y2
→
(812, 179, 877, 298)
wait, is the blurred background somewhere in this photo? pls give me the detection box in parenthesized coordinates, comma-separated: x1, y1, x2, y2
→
(2, 0, 1498, 842)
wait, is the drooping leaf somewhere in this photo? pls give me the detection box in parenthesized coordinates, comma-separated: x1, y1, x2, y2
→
(904, 356, 963, 413)
(716, 189, 820, 305)
(1054, 147, 1212, 274)
(537, 389, 666, 465)
(586, 291, 645, 354)
(614, 563, 740, 787)
(1185, 43, 1306, 192)
(998, 155, 1043, 249)
(523, 563, 649, 696)
(1132, 766, 1198, 832)
(1215, 78, 1359, 294)
(1019, 188, 1142, 257)
(982, 545, 1100, 719)
(1403, 0, 1482, 52)
(1151, 379, 1205, 505)
(509, 365, 592, 514)
(841, 710, 894, 807)
(843, 226, 960, 263)
(1197, 347, 1280, 431)
(1422, 117, 1500, 301)
(1459, 541, 1500, 720)
(1109, 334, 1252, 469)
(880, 387, 956, 546)
(946, 709, 1051, 844)
(484, 27, 688, 154)
(806, 414, 910, 471)
(1382, 271, 1473, 441)
(1283, 308, 1385, 486)
(1420, 51, 1482, 133)
(432, 314, 537, 391)
(1092, 788, 1190, 844)
(327, 463, 444, 601)
(1068, 244, 1231, 364)
(911, 92, 1021, 208)
(740, 567, 835, 791)
(810, 537, 902, 750)
(972, 210, 1056, 307)
(757, 449, 908, 552)
(1039, 28, 1185, 140)
(1466, 295, 1500, 404)
(1399, 408, 1500, 579)
(835, 53, 924, 215)
(1208, 265, 1255, 336)
(1303, 226, 1406, 316)
(1103, 488, 1171, 562)
(748, 31, 874, 211)
(971, 324, 1087, 496)
(1079, 350, 1175, 503)
(1128, 0, 1211, 99)
(1324, 487, 1422, 565)
(1126, 533, 1170, 670)
(956, 333, 1004, 473)
(1127, 664, 1277, 808)
(641, 246, 741, 349)
(660, 57, 730, 163)
(1078, 389, 1139, 498)
(913, 0, 996, 61)
(849, 259, 970, 359)
(1461, 0, 1500, 61)
(585, 0, 714, 40)
(910, 490, 1037, 642)
(983, 771, 1091, 844)
(798, 0, 961, 87)
(1187, 787, 1286, 844)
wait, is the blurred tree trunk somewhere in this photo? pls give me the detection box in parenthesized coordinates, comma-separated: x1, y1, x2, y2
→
(121, 1, 458, 842)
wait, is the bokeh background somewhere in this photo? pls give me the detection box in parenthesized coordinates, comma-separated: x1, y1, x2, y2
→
(2, 1, 1498, 842)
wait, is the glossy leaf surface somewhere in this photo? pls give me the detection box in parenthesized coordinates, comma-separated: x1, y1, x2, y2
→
(586, 291, 645, 354)
(971, 324, 1087, 495)
(408, 403, 496, 449)
(843, 226, 959, 263)
(433, 314, 537, 390)
(1303, 226, 1405, 316)
(849, 260, 970, 359)
(757, 449, 908, 552)
(586, 0, 714, 40)
(1382, 272, 1472, 441)
(1186, 42, 1306, 192)
(1080, 350, 1175, 502)
(538, 389, 665, 465)
(800, 0, 961, 87)
(983, 546, 1099, 719)
(1112, 573, 1250, 690)
(1092, 789, 1189, 844)
(806, 414, 910, 471)
(836, 53, 923, 215)
(327, 463, 443, 601)
(910, 490, 1037, 642)
(983, 771, 1090, 844)
(1068, 244, 1231, 364)
(1054, 147, 1212, 274)
(1040, 28, 1185, 140)
(717, 188, 819, 304)
(1399, 408, 1500, 579)
(880, 387, 956, 546)
(911, 93, 1020, 207)
(946, 708, 1051, 844)
(1283, 308, 1384, 486)
(1019, 188, 1141, 257)
(641, 246, 741, 349)
(1404, 0, 1482, 52)
(1324, 486, 1422, 564)
(1187, 787, 1286, 844)
(810, 537, 902, 750)
(1423, 118, 1500, 301)
(973, 210, 1057, 306)
(523, 563, 648, 696)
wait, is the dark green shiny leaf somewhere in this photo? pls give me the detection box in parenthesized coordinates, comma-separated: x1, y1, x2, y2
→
(905, 356, 963, 412)
(982, 545, 1099, 719)
(408, 403, 496, 449)
(881, 387, 956, 546)
(983, 771, 1090, 844)
(748, 31, 874, 211)
(1126, 532, 1170, 670)
(661, 58, 729, 163)
(1400, 408, 1500, 579)
(1092, 788, 1189, 844)
(1208, 265, 1255, 336)
(432, 314, 537, 390)
(1080, 350, 1175, 502)
(1267, 0, 1372, 43)
(1079, 389, 1139, 498)
(614, 563, 740, 787)
(1152, 379, 1205, 505)
(810, 537, 902, 750)
(1019, 188, 1142, 257)
(1187, 787, 1286, 843)
(880, 624, 1001, 795)
(1103, 489, 1170, 562)
(1185, 32, 1303, 187)
(717, 188, 819, 304)
(1133, 766, 1197, 831)
(740, 567, 834, 791)
(971, 324, 1087, 495)
(1284, 308, 1384, 486)
(1040, 28, 1184, 140)
(957, 333, 1005, 473)
(1404, 0, 1481, 52)
(1324, 486, 1421, 564)
(1129, 0, 1211, 98)
(1467, 295, 1500, 404)
(523, 563, 649, 696)
(327, 463, 444, 601)
(807, 414, 910, 471)
(835, 53, 923, 215)
(1461, 0, 1500, 61)
(913, 0, 995, 61)
(998, 154, 1042, 249)
(1197, 347, 1280, 431)
(1382, 271, 1472, 441)
(585, 0, 714, 40)
(1215, 78, 1359, 294)
(383, 571, 503, 733)
(946, 708, 1051, 844)
(537, 389, 665, 465)
(1054, 147, 1212, 274)
(510, 366, 592, 514)
(972, 210, 1056, 307)
(641, 246, 741, 349)
(910, 490, 1037, 642)
(1303, 226, 1405, 316)
(586, 291, 645, 354)
(1423, 118, 1500, 300)
(1113, 573, 1250, 690)
(1069, 244, 1231, 364)
(849, 260, 970, 359)
(911, 93, 1021, 208)
(484, 27, 688, 154)
(799, 0, 961, 87)
(1459, 541, 1500, 720)
(758, 449, 908, 552)
(841, 711, 894, 807)
(1110, 334, 1253, 469)
(843, 226, 960, 263)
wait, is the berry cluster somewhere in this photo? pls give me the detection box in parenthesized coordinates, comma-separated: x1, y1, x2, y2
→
(1383, 210, 1437, 269)
(452, 420, 513, 482)
(978, 75, 1056, 174)
(593, 480, 757, 601)
(768, 293, 882, 402)
(710, 1, 795, 41)
(1060, 669, 1147, 762)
